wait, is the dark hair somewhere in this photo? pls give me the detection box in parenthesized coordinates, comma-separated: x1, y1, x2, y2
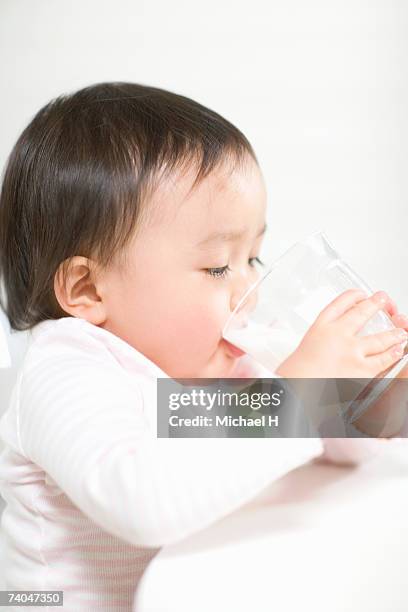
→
(0, 81, 258, 331)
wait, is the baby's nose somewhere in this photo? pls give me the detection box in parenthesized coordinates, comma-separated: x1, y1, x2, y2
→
(230, 275, 259, 316)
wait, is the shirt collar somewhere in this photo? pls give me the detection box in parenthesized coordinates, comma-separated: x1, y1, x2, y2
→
(29, 317, 170, 379)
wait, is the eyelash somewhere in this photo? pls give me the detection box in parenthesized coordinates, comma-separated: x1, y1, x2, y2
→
(206, 257, 265, 280)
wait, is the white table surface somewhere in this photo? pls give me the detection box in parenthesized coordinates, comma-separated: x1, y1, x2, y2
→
(134, 443, 408, 612)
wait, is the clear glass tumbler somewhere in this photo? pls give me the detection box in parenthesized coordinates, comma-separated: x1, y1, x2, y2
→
(222, 230, 408, 380)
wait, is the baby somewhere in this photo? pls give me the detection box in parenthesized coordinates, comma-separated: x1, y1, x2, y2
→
(0, 82, 407, 610)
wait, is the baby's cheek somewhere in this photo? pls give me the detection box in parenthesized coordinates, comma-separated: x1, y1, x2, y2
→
(181, 302, 224, 349)
(186, 299, 228, 352)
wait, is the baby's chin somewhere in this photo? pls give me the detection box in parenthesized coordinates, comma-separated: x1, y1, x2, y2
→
(201, 349, 242, 378)
(166, 343, 244, 379)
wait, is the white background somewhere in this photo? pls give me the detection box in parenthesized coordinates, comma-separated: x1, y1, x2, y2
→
(0, 0, 407, 406)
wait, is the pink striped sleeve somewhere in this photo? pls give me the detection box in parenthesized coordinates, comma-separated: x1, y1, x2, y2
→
(17, 331, 324, 549)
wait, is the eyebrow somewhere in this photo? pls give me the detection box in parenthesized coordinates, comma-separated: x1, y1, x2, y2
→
(196, 223, 267, 247)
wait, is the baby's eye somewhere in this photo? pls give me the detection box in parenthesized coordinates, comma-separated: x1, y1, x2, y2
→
(205, 257, 265, 280)
(249, 256, 265, 268)
(206, 265, 231, 279)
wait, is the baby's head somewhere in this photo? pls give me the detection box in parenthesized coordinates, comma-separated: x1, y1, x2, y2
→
(0, 82, 268, 378)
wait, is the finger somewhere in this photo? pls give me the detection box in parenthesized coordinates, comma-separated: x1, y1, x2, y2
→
(383, 296, 398, 318)
(339, 291, 390, 335)
(314, 288, 368, 325)
(360, 328, 408, 357)
(392, 313, 408, 329)
(396, 363, 408, 379)
(366, 341, 407, 375)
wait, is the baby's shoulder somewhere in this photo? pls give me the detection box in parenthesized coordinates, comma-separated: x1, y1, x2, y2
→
(23, 316, 167, 381)
(25, 317, 116, 369)
(16, 317, 151, 417)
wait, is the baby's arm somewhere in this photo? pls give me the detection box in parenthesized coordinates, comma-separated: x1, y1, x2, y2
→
(18, 335, 324, 549)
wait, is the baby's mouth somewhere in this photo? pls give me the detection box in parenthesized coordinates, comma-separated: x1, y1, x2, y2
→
(221, 338, 246, 358)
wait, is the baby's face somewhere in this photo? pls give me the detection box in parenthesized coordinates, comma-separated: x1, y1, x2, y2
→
(100, 155, 267, 378)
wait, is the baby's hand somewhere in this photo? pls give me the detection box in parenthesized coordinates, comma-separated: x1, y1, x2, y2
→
(275, 289, 408, 378)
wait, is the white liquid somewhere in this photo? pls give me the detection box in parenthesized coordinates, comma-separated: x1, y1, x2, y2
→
(224, 319, 300, 372)
(292, 285, 339, 322)
(224, 282, 398, 374)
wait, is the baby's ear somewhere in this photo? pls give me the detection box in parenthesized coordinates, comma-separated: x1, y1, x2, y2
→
(53, 256, 107, 325)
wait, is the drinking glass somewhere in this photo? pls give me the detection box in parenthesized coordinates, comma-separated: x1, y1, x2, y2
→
(222, 231, 408, 423)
